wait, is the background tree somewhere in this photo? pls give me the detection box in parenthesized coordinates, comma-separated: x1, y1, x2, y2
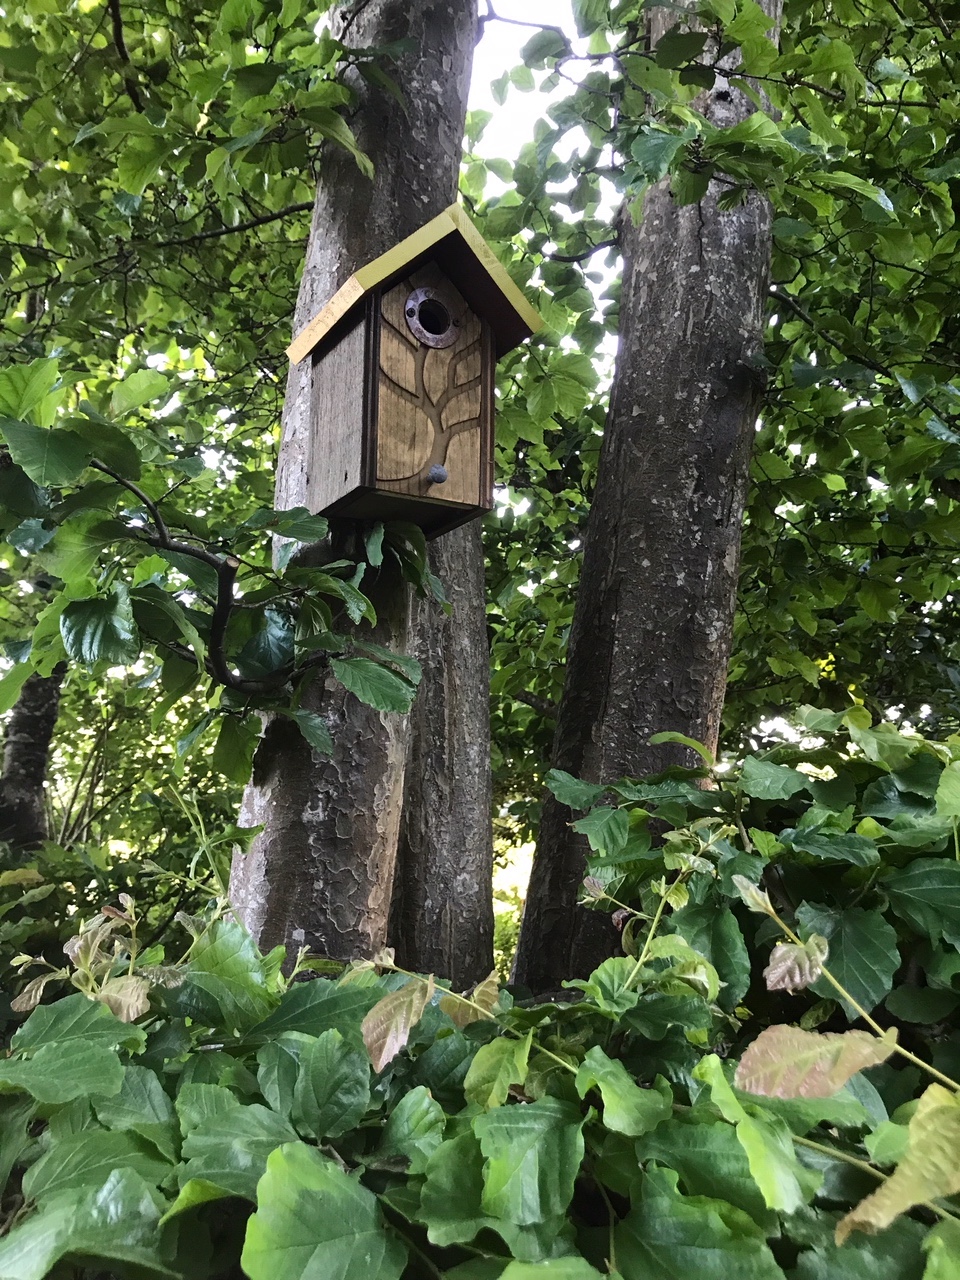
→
(514, 0, 783, 987)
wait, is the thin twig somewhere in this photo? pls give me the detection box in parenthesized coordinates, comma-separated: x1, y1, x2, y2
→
(139, 203, 314, 253)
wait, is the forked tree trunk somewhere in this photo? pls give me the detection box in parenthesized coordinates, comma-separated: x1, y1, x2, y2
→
(231, 0, 492, 976)
(514, 5, 782, 991)
(0, 667, 64, 853)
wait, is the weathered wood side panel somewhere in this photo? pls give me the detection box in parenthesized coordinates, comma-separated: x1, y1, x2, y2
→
(376, 267, 482, 508)
(306, 319, 366, 514)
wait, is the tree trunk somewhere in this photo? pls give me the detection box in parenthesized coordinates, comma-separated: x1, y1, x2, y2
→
(231, 0, 491, 974)
(514, 9, 781, 991)
(388, 521, 494, 988)
(0, 667, 65, 853)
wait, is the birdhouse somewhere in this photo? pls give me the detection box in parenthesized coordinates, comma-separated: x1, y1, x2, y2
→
(287, 203, 541, 538)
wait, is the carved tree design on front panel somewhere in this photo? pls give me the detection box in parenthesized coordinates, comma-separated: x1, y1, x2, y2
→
(377, 265, 482, 507)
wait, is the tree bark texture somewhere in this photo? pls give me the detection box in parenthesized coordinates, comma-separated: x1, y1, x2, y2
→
(0, 667, 64, 852)
(388, 521, 493, 987)
(231, 0, 492, 974)
(514, 5, 782, 991)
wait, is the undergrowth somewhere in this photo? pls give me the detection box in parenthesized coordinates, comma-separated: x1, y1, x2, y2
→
(2, 707, 960, 1278)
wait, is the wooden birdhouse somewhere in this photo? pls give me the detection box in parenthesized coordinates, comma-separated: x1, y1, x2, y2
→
(287, 203, 541, 538)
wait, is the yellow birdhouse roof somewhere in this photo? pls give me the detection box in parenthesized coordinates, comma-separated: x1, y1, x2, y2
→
(286, 202, 542, 365)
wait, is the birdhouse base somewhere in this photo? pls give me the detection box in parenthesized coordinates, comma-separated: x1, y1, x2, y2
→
(321, 487, 489, 539)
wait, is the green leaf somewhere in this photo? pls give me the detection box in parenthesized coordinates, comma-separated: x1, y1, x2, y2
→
(797, 904, 900, 1019)
(838, 1084, 960, 1243)
(43, 515, 126, 586)
(180, 1104, 298, 1201)
(0, 1040, 123, 1105)
(157, 548, 221, 597)
(291, 1029, 371, 1139)
(0, 359, 61, 422)
(575, 1046, 671, 1136)
(211, 714, 260, 784)
(117, 137, 174, 196)
(361, 977, 433, 1072)
(420, 1132, 495, 1247)
(13, 993, 144, 1053)
(110, 370, 172, 417)
(885, 859, 960, 946)
(2, 419, 92, 486)
(0, 1098, 34, 1192)
(330, 656, 418, 713)
(635, 1115, 774, 1227)
(301, 107, 373, 178)
(260, 506, 329, 543)
(571, 806, 629, 857)
(740, 756, 808, 800)
(923, 1220, 960, 1280)
(175, 1082, 241, 1133)
(814, 171, 893, 212)
(160, 1178, 232, 1222)
(377, 1085, 445, 1173)
(0, 662, 35, 716)
(92, 1065, 177, 1162)
(247, 980, 380, 1046)
(241, 1142, 407, 1280)
(23, 1129, 173, 1201)
(60, 586, 141, 666)
(734, 1026, 896, 1098)
(72, 419, 142, 479)
(520, 29, 571, 68)
(473, 1097, 585, 1225)
(780, 828, 879, 867)
(649, 731, 715, 765)
(177, 918, 275, 1032)
(0, 1170, 177, 1280)
(713, 112, 794, 158)
(630, 127, 688, 181)
(565, 956, 639, 1014)
(464, 1033, 532, 1109)
(654, 27, 709, 68)
(544, 769, 607, 810)
(694, 1056, 815, 1214)
(934, 761, 960, 818)
(671, 899, 750, 1009)
(501, 1264, 604, 1279)
(292, 708, 334, 755)
(353, 640, 422, 686)
(257, 1033, 313, 1118)
(614, 1167, 787, 1278)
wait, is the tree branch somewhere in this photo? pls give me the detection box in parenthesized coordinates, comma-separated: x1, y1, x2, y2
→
(135, 203, 315, 254)
(548, 237, 619, 264)
(106, 0, 145, 113)
(513, 691, 557, 718)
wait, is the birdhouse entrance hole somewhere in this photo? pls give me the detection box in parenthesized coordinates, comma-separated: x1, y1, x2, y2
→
(404, 287, 459, 349)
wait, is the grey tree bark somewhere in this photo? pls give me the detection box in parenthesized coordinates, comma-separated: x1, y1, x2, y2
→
(388, 523, 493, 988)
(0, 667, 64, 853)
(514, 5, 782, 991)
(231, 0, 492, 978)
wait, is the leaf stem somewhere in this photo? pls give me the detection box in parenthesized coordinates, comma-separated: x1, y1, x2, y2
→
(793, 1135, 960, 1224)
(624, 878, 680, 990)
